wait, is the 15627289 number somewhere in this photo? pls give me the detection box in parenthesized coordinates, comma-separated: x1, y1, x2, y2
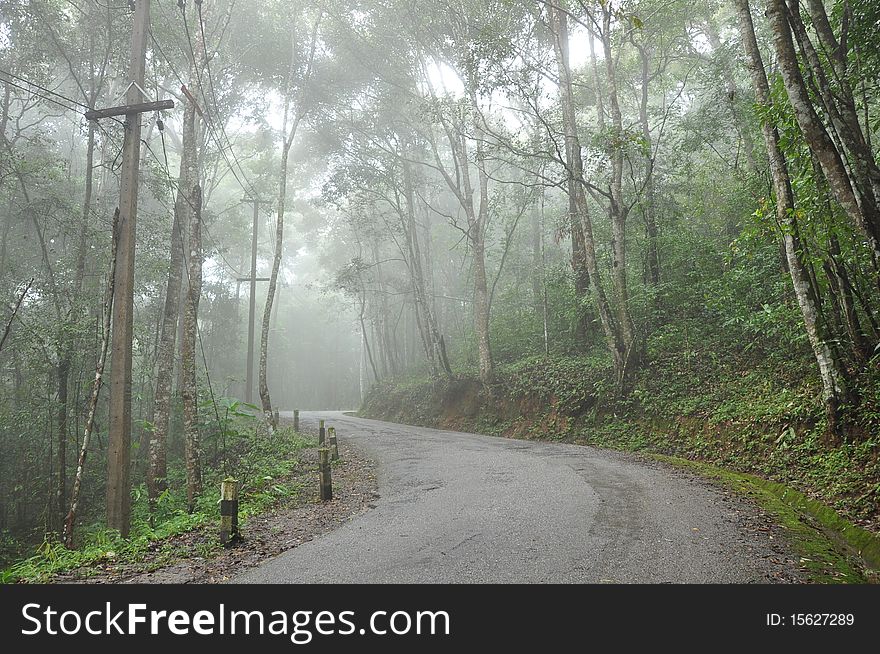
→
(790, 614, 854, 626)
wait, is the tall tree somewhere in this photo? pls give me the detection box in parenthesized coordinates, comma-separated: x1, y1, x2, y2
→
(420, 71, 496, 384)
(546, 2, 641, 394)
(735, 0, 850, 433)
(260, 11, 320, 430)
(181, 184, 203, 511)
(148, 18, 206, 508)
(63, 210, 117, 547)
(549, 5, 593, 339)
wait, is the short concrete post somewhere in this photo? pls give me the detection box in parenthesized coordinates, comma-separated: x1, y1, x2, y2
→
(220, 478, 239, 546)
(329, 427, 339, 461)
(319, 448, 333, 501)
(318, 418, 326, 446)
(293, 409, 299, 432)
(273, 409, 279, 426)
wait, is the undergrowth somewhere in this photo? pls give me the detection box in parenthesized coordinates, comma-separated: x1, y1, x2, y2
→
(1, 427, 312, 583)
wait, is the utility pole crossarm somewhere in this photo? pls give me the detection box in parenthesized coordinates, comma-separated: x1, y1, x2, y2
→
(85, 100, 174, 121)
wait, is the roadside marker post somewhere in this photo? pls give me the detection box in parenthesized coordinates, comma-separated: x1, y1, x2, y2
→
(319, 449, 333, 501)
(220, 478, 239, 546)
(329, 427, 339, 461)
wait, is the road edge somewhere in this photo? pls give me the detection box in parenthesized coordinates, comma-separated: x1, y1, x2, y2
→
(645, 453, 880, 584)
(355, 412, 879, 584)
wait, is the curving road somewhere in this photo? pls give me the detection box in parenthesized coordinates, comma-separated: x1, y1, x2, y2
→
(235, 411, 799, 583)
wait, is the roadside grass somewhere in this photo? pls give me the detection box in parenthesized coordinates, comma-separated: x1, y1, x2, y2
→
(1, 427, 313, 583)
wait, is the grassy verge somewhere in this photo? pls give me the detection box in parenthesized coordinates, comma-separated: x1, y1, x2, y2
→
(2, 427, 313, 583)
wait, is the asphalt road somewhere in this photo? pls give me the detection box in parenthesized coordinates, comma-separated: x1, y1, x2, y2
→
(235, 411, 798, 583)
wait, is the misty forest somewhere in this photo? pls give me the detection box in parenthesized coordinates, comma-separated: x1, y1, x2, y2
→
(2, 0, 880, 580)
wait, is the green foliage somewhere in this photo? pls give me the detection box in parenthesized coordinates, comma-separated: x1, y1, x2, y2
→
(1, 428, 312, 583)
(4, 0, 880, 584)
(495, 353, 611, 415)
(705, 233, 808, 356)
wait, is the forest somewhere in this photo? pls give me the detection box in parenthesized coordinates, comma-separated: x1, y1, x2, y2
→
(1, 0, 879, 580)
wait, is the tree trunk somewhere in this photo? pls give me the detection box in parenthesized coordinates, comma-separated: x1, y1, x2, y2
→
(602, 6, 638, 393)
(465, 109, 494, 385)
(539, 190, 550, 355)
(794, 0, 880, 205)
(55, 118, 99, 529)
(703, 15, 758, 173)
(371, 240, 398, 376)
(260, 125, 293, 431)
(827, 236, 870, 364)
(766, 0, 880, 264)
(260, 14, 316, 429)
(421, 63, 493, 383)
(588, 28, 605, 132)
(849, 270, 880, 341)
(402, 154, 450, 376)
(636, 44, 660, 286)
(472, 229, 493, 384)
(420, 201, 439, 336)
(736, 0, 850, 435)
(359, 288, 380, 384)
(54, 356, 69, 531)
(75, 122, 96, 291)
(182, 184, 203, 512)
(549, 6, 622, 385)
(63, 210, 117, 548)
(148, 83, 198, 507)
(530, 204, 544, 316)
(807, 150, 871, 363)
(550, 7, 592, 339)
(0, 200, 12, 280)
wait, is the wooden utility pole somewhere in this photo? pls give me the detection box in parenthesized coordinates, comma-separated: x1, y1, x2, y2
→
(104, 0, 160, 537)
(242, 197, 270, 403)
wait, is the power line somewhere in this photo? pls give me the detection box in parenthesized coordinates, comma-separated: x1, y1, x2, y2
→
(150, 1, 273, 220)
(1, 69, 135, 132)
(166, 1, 272, 216)
(3, 54, 235, 459)
(194, 0, 265, 204)
(1, 75, 87, 116)
(143, 135, 246, 279)
(154, 156, 246, 279)
(147, 14, 269, 281)
(1, 69, 127, 179)
(148, 14, 295, 480)
(0, 69, 91, 110)
(177, 1, 265, 206)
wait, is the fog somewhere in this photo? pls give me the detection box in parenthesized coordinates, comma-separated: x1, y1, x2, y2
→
(2, 0, 879, 566)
